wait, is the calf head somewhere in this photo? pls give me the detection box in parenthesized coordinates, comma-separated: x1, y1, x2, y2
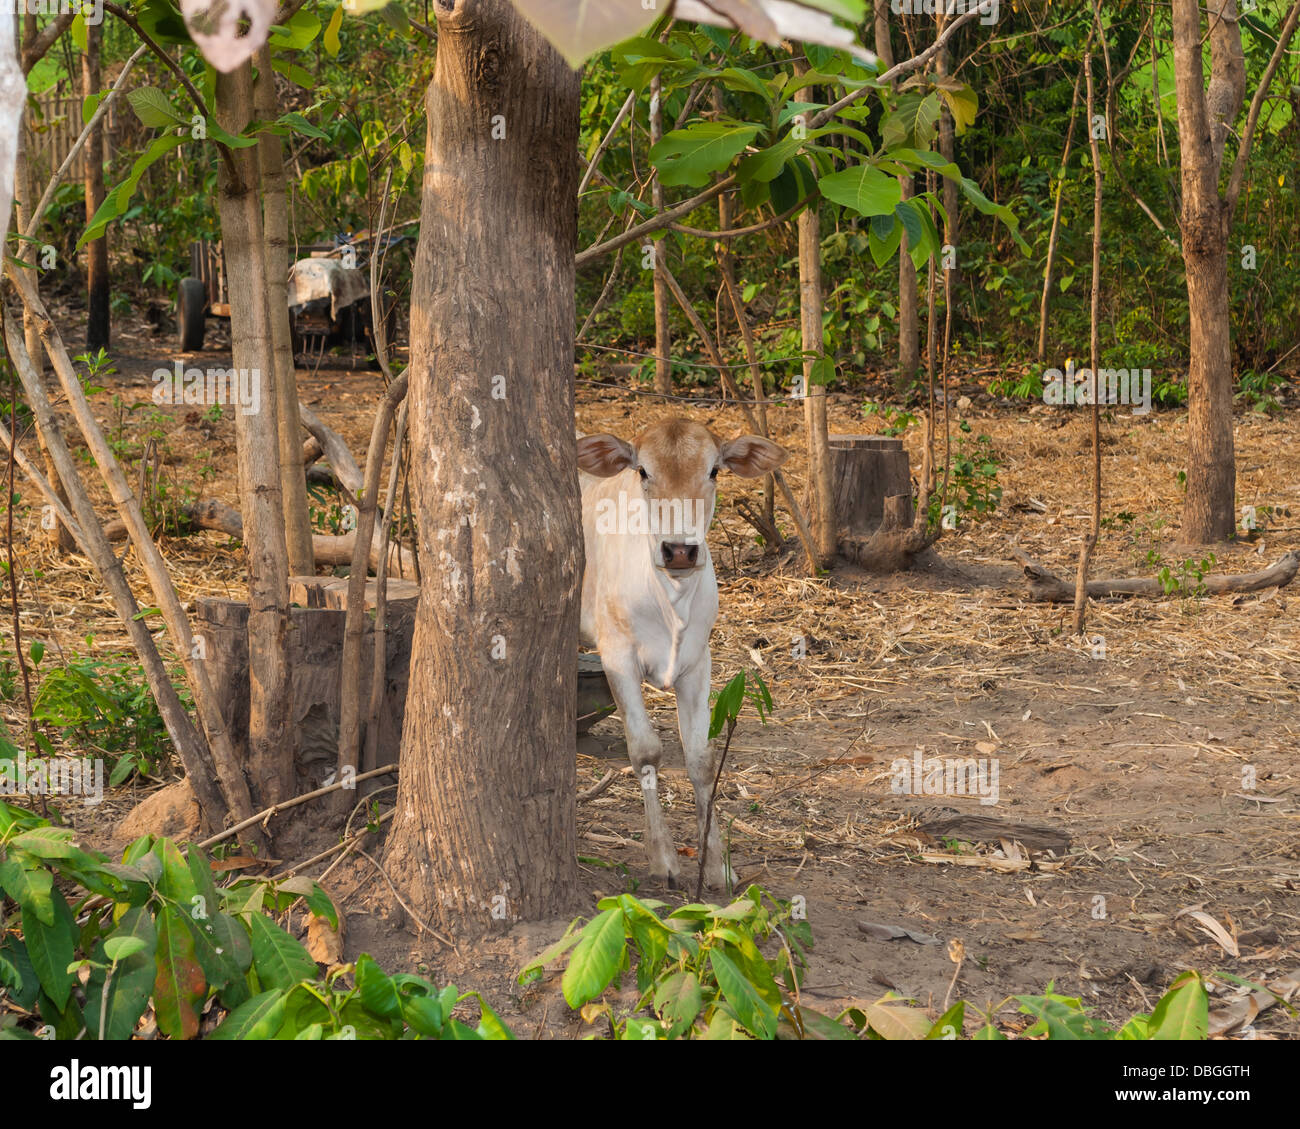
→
(578, 419, 787, 574)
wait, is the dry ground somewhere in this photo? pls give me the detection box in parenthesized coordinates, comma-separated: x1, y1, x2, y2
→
(4, 311, 1298, 1037)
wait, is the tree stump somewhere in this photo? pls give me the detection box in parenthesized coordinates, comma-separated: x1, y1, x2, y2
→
(194, 576, 418, 806)
(804, 435, 934, 570)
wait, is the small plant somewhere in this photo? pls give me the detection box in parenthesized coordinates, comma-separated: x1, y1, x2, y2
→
(989, 366, 1044, 401)
(862, 401, 918, 437)
(928, 421, 1003, 529)
(1157, 554, 1217, 604)
(1235, 368, 1286, 414)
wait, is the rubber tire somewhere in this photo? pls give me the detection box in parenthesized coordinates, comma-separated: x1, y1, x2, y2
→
(178, 277, 206, 351)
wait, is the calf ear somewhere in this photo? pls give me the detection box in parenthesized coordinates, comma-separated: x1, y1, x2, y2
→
(577, 434, 637, 477)
(718, 435, 788, 478)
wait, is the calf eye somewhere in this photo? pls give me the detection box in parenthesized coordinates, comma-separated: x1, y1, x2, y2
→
(709, 467, 719, 480)
(638, 467, 648, 481)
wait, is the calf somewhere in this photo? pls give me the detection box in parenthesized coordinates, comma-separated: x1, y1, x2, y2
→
(577, 419, 787, 888)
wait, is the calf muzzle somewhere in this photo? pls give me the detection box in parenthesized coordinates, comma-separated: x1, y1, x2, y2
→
(659, 541, 700, 571)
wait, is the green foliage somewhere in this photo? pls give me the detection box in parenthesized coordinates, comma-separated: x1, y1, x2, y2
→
(1157, 554, 1217, 603)
(0, 805, 510, 1040)
(929, 422, 1003, 529)
(29, 651, 175, 786)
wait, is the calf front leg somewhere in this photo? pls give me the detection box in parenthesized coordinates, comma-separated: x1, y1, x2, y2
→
(675, 652, 732, 890)
(602, 652, 681, 887)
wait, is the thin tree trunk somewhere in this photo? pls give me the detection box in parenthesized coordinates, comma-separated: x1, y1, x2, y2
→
(1073, 47, 1104, 636)
(799, 200, 835, 564)
(215, 62, 296, 809)
(875, 6, 918, 388)
(384, 0, 582, 934)
(82, 20, 108, 350)
(936, 11, 959, 290)
(254, 44, 314, 576)
(1171, 0, 1244, 543)
(650, 73, 672, 396)
(1038, 71, 1083, 363)
(5, 268, 260, 841)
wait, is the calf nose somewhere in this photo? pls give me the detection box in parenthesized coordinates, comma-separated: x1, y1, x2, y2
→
(660, 541, 699, 570)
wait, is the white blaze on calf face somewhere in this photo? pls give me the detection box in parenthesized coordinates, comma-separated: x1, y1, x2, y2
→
(576, 418, 787, 890)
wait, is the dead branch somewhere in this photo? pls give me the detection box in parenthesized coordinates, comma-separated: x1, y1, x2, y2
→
(1009, 545, 1300, 603)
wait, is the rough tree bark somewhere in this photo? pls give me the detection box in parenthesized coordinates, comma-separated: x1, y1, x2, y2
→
(383, 0, 583, 935)
(254, 45, 315, 576)
(83, 20, 108, 350)
(1171, 0, 1243, 544)
(215, 61, 296, 810)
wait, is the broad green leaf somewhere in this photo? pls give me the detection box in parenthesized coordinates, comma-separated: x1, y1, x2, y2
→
(927, 1000, 965, 1039)
(518, 916, 584, 985)
(268, 9, 321, 50)
(939, 85, 978, 133)
(402, 994, 444, 1037)
(78, 134, 186, 249)
(10, 827, 80, 859)
(818, 164, 901, 217)
(22, 891, 76, 1011)
(208, 989, 287, 1040)
(0, 858, 54, 923)
(323, 3, 343, 56)
(650, 122, 763, 188)
(86, 908, 156, 1040)
(881, 91, 940, 150)
(356, 953, 402, 1020)
(153, 906, 205, 1039)
(710, 947, 778, 1039)
(654, 970, 703, 1038)
(127, 87, 187, 129)
(247, 911, 317, 990)
(561, 908, 627, 1008)
(1147, 972, 1208, 1040)
(717, 67, 771, 103)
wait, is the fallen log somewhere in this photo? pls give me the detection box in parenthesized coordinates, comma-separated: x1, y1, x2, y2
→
(1009, 544, 1299, 603)
(297, 402, 363, 497)
(101, 497, 415, 575)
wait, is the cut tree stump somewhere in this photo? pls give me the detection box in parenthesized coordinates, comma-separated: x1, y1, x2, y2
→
(806, 435, 937, 571)
(194, 577, 418, 806)
(194, 577, 618, 810)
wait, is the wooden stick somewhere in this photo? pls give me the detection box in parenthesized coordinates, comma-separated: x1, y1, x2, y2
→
(7, 266, 260, 839)
(2, 309, 233, 833)
(196, 763, 399, 849)
(336, 375, 408, 805)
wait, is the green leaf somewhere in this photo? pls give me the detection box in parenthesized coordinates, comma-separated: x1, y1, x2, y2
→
(818, 164, 901, 218)
(518, 917, 584, 985)
(127, 87, 187, 129)
(23, 891, 77, 1012)
(881, 91, 940, 150)
(710, 947, 778, 1039)
(561, 908, 627, 1008)
(247, 911, 317, 990)
(1147, 972, 1208, 1040)
(927, 1000, 965, 1039)
(153, 906, 205, 1039)
(0, 858, 54, 923)
(323, 3, 343, 56)
(654, 970, 703, 1038)
(271, 58, 317, 90)
(356, 953, 402, 1020)
(939, 85, 978, 133)
(402, 994, 444, 1037)
(474, 995, 515, 1040)
(208, 989, 287, 1040)
(153, 837, 197, 907)
(86, 908, 156, 1040)
(717, 67, 771, 103)
(650, 123, 763, 188)
(78, 134, 185, 249)
(268, 9, 321, 50)
(9, 827, 80, 859)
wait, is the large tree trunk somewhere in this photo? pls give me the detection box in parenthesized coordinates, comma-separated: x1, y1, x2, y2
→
(1171, 0, 1244, 543)
(254, 46, 315, 576)
(384, 0, 583, 935)
(82, 21, 108, 350)
(215, 63, 296, 810)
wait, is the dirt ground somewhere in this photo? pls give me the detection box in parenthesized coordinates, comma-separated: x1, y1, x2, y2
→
(5, 308, 1299, 1037)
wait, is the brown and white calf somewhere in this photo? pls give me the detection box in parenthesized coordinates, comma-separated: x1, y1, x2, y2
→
(577, 419, 787, 888)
